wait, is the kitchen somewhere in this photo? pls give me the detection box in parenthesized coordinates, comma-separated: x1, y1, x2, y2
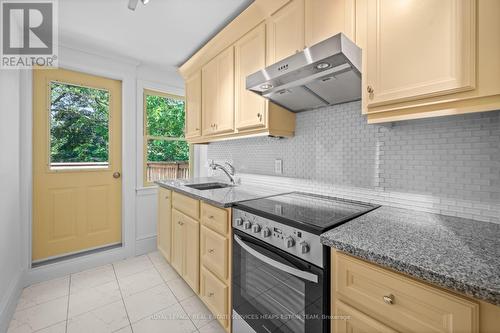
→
(0, 0, 499, 333)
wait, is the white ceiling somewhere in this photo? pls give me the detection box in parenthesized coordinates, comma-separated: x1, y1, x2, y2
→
(59, 0, 253, 71)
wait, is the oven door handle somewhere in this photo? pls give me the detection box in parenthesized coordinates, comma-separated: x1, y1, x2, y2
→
(234, 235, 319, 283)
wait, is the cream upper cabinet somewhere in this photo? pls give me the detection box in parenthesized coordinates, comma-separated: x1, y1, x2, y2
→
(216, 47, 235, 134)
(305, 0, 356, 47)
(365, 0, 476, 108)
(201, 57, 218, 136)
(185, 71, 201, 139)
(235, 23, 267, 131)
(202, 47, 235, 136)
(157, 188, 172, 262)
(267, 0, 305, 63)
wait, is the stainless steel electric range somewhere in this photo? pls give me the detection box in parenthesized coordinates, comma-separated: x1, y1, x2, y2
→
(231, 192, 379, 333)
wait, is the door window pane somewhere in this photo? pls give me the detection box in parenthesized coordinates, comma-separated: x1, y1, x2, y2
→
(50, 82, 110, 168)
(146, 139, 190, 182)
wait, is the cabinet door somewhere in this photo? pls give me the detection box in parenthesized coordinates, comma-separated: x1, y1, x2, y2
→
(235, 23, 267, 131)
(334, 301, 398, 333)
(185, 72, 201, 138)
(305, 0, 356, 47)
(201, 57, 218, 135)
(267, 0, 305, 63)
(183, 213, 200, 293)
(365, 0, 475, 108)
(214, 47, 235, 134)
(171, 209, 184, 275)
(157, 188, 172, 262)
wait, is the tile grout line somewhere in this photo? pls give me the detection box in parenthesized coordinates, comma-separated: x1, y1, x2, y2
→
(112, 263, 135, 333)
(147, 253, 200, 331)
(65, 274, 72, 333)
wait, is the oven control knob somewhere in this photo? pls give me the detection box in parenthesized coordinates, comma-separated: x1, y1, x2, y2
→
(262, 227, 271, 238)
(252, 224, 261, 233)
(235, 218, 243, 226)
(284, 236, 295, 248)
(243, 221, 252, 230)
(299, 242, 310, 254)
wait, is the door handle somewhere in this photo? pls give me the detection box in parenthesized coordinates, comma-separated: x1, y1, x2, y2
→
(113, 172, 121, 179)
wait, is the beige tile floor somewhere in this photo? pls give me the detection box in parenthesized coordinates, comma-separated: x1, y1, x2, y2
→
(8, 252, 225, 333)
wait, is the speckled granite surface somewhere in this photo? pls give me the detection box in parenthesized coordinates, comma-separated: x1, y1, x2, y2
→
(156, 177, 289, 208)
(320, 206, 500, 306)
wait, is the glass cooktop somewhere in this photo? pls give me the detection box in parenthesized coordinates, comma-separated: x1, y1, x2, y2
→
(236, 192, 379, 234)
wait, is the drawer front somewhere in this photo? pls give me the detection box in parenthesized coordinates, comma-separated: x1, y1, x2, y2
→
(201, 202, 229, 235)
(172, 192, 200, 220)
(334, 252, 479, 333)
(201, 225, 228, 281)
(334, 300, 398, 333)
(200, 266, 228, 327)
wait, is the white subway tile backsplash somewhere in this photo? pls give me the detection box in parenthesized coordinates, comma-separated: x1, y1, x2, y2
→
(206, 101, 500, 223)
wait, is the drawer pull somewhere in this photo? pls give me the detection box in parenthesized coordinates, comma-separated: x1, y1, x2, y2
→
(178, 221, 184, 226)
(367, 85, 374, 94)
(208, 215, 214, 219)
(383, 294, 394, 305)
(208, 292, 215, 297)
(208, 249, 215, 254)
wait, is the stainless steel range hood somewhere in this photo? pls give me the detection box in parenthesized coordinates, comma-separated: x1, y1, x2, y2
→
(246, 33, 361, 112)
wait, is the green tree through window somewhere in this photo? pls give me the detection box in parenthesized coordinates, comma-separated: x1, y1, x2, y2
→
(50, 82, 110, 164)
(144, 90, 189, 184)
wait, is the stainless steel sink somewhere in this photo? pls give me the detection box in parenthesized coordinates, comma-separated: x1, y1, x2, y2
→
(184, 182, 235, 191)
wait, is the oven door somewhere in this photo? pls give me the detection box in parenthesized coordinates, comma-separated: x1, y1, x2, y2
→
(232, 229, 326, 333)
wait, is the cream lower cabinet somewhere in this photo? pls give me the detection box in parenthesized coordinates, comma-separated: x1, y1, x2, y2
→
(171, 208, 200, 293)
(331, 250, 487, 333)
(200, 202, 232, 332)
(157, 189, 232, 332)
(157, 187, 172, 261)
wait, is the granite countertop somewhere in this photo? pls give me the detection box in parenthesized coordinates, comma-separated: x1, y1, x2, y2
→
(320, 206, 500, 305)
(156, 177, 289, 208)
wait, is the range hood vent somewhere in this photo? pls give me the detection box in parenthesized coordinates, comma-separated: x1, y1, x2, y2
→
(246, 33, 361, 112)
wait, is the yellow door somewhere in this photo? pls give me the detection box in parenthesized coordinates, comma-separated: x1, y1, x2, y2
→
(157, 187, 172, 262)
(33, 68, 122, 262)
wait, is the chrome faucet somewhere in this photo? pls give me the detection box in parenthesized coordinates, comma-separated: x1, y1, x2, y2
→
(209, 160, 235, 184)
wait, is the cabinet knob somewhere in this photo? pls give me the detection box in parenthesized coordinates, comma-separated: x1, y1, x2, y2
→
(178, 220, 184, 226)
(208, 292, 214, 297)
(208, 249, 215, 254)
(208, 215, 214, 219)
(383, 294, 394, 305)
(195, 128, 199, 131)
(367, 85, 374, 94)
(257, 113, 262, 121)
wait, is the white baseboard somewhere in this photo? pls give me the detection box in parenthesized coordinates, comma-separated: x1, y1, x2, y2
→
(0, 270, 23, 333)
(24, 246, 131, 287)
(135, 235, 157, 256)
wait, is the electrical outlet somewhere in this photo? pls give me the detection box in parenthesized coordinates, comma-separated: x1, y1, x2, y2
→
(275, 159, 283, 174)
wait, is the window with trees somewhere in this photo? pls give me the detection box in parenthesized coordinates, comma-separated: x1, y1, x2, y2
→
(143, 89, 190, 186)
(50, 81, 110, 169)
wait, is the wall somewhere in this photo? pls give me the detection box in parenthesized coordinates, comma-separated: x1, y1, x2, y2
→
(207, 102, 500, 223)
(0, 70, 24, 332)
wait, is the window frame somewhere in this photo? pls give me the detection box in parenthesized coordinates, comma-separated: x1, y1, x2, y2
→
(143, 88, 190, 187)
